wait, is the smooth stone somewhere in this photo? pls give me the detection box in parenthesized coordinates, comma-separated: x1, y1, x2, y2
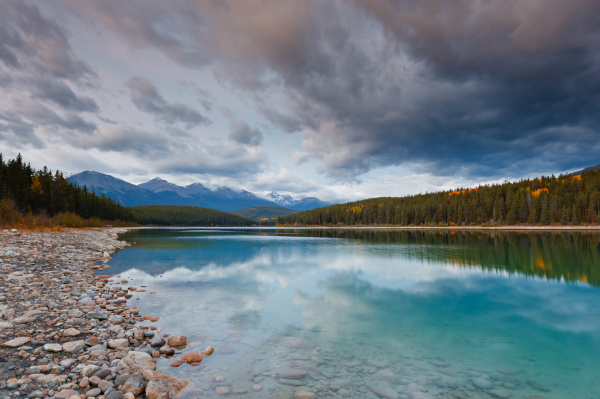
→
(63, 328, 80, 337)
(145, 377, 189, 399)
(0, 321, 13, 329)
(142, 370, 169, 381)
(11, 315, 36, 323)
(86, 388, 102, 397)
(149, 335, 166, 348)
(106, 391, 124, 399)
(527, 381, 551, 392)
(181, 352, 203, 363)
(2, 337, 31, 347)
(121, 377, 146, 396)
(373, 369, 396, 383)
(86, 336, 101, 346)
(278, 369, 308, 379)
(294, 392, 316, 399)
(472, 377, 493, 389)
(81, 365, 100, 377)
(119, 351, 156, 373)
(134, 347, 154, 356)
(29, 390, 45, 398)
(370, 384, 399, 399)
(367, 359, 391, 368)
(279, 379, 304, 386)
(109, 315, 124, 323)
(108, 339, 130, 350)
(87, 312, 108, 320)
(200, 346, 214, 356)
(63, 340, 86, 353)
(68, 309, 84, 317)
(497, 368, 522, 375)
(488, 390, 511, 398)
(252, 384, 262, 391)
(167, 335, 186, 347)
(44, 343, 63, 352)
(215, 387, 230, 395)
(54, 389, 78, 399)
(79, 297, 94, 305)
(159, 345, 175, 355)
(94, 369, 112, 379)
(430, 360, 449, 367)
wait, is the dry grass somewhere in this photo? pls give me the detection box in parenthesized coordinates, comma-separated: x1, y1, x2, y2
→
(0, 199, 138, 230)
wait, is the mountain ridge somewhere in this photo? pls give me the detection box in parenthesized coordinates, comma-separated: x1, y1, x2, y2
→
(68, 171, 331, 212)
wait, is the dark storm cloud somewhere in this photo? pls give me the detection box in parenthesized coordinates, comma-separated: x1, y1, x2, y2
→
(126, 76, 210, 128)
(39, 1, 600, 179)
(31, 79, 99, 113)
(1, 1, 94, 80)
(229, 120, 263, 146)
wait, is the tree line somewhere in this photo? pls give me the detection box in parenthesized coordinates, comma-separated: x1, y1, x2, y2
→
(278, 169, 600, 227)
(0, 153, 134, 224)
(130, 205, 255, 226)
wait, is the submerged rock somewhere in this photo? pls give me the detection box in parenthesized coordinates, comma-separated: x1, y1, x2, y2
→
(370, 384, 399, 399)
(278, 369, 308, 379)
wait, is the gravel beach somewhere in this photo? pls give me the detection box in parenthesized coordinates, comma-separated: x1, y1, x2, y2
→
(0, 228, 198, 399)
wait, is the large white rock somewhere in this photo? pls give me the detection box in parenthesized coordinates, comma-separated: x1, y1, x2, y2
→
(119, 351, 156, 373)
(108, 338, 130, 349)
(62, 340, 86, 353)
(44, 343, 63, 352)
(2, 337, 30, 347)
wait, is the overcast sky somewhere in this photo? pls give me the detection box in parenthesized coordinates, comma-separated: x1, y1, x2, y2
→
(1, 0, 599, 202)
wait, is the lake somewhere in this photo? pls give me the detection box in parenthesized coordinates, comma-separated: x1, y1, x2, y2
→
(107, 228, 600, 399)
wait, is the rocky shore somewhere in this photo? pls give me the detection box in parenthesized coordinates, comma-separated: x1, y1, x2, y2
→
(0, 228, 203, 399)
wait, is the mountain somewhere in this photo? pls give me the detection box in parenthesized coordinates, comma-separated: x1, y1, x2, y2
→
(569, 163, 600, 176)
(67, 171, 154, 206)
(266, 191, 295, 207)
(68, 171, 331, 212)
(266, 191, 331, 211)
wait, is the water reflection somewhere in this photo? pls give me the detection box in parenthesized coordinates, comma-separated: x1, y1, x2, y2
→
(115, 228, 600, 286)
(107, 229, 600, 398)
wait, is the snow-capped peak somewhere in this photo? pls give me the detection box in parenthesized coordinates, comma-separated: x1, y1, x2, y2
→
(266, 191, 295, 206)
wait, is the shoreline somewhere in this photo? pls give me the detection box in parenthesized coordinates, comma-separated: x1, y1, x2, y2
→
(0, 228, 201, 399)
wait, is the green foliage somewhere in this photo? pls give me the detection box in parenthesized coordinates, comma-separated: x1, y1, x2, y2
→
(231, 206, 297, 220)
(279, 170, 600, 227)
(0, 153, 134, 226)
(129, 205, 256, 226)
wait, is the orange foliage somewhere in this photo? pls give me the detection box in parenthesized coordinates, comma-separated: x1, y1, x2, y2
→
(531, 188, 549, 197)
(31, 175, 43, 194)
(572, 174, 582, 181)
(448, 188, 477, 196)
(346, 205, 364, 214)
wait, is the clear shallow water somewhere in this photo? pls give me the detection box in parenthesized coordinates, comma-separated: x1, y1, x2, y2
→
(107, 228, 600, 399)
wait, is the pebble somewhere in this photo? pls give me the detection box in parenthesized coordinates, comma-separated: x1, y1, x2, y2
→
(472, 377, 493, 389)
(0, 229, 186, 399)
(294, 392, 316, 399)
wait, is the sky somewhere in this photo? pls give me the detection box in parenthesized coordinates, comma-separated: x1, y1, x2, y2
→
(1, 0, 599, 202)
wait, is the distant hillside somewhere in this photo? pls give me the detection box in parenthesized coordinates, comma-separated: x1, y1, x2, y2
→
(69, 171, 331, 212)
(569, 163, 600, 176)
(279, 168, 600, 227)
(231, 206, 297, 220)
(130, 205, 255, 226)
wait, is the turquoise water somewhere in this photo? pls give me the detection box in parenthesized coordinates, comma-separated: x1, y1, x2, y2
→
(108, 229, 600, 398)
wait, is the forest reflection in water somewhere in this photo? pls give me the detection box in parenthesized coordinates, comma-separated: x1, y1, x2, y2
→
(117, 228, 600, 286)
